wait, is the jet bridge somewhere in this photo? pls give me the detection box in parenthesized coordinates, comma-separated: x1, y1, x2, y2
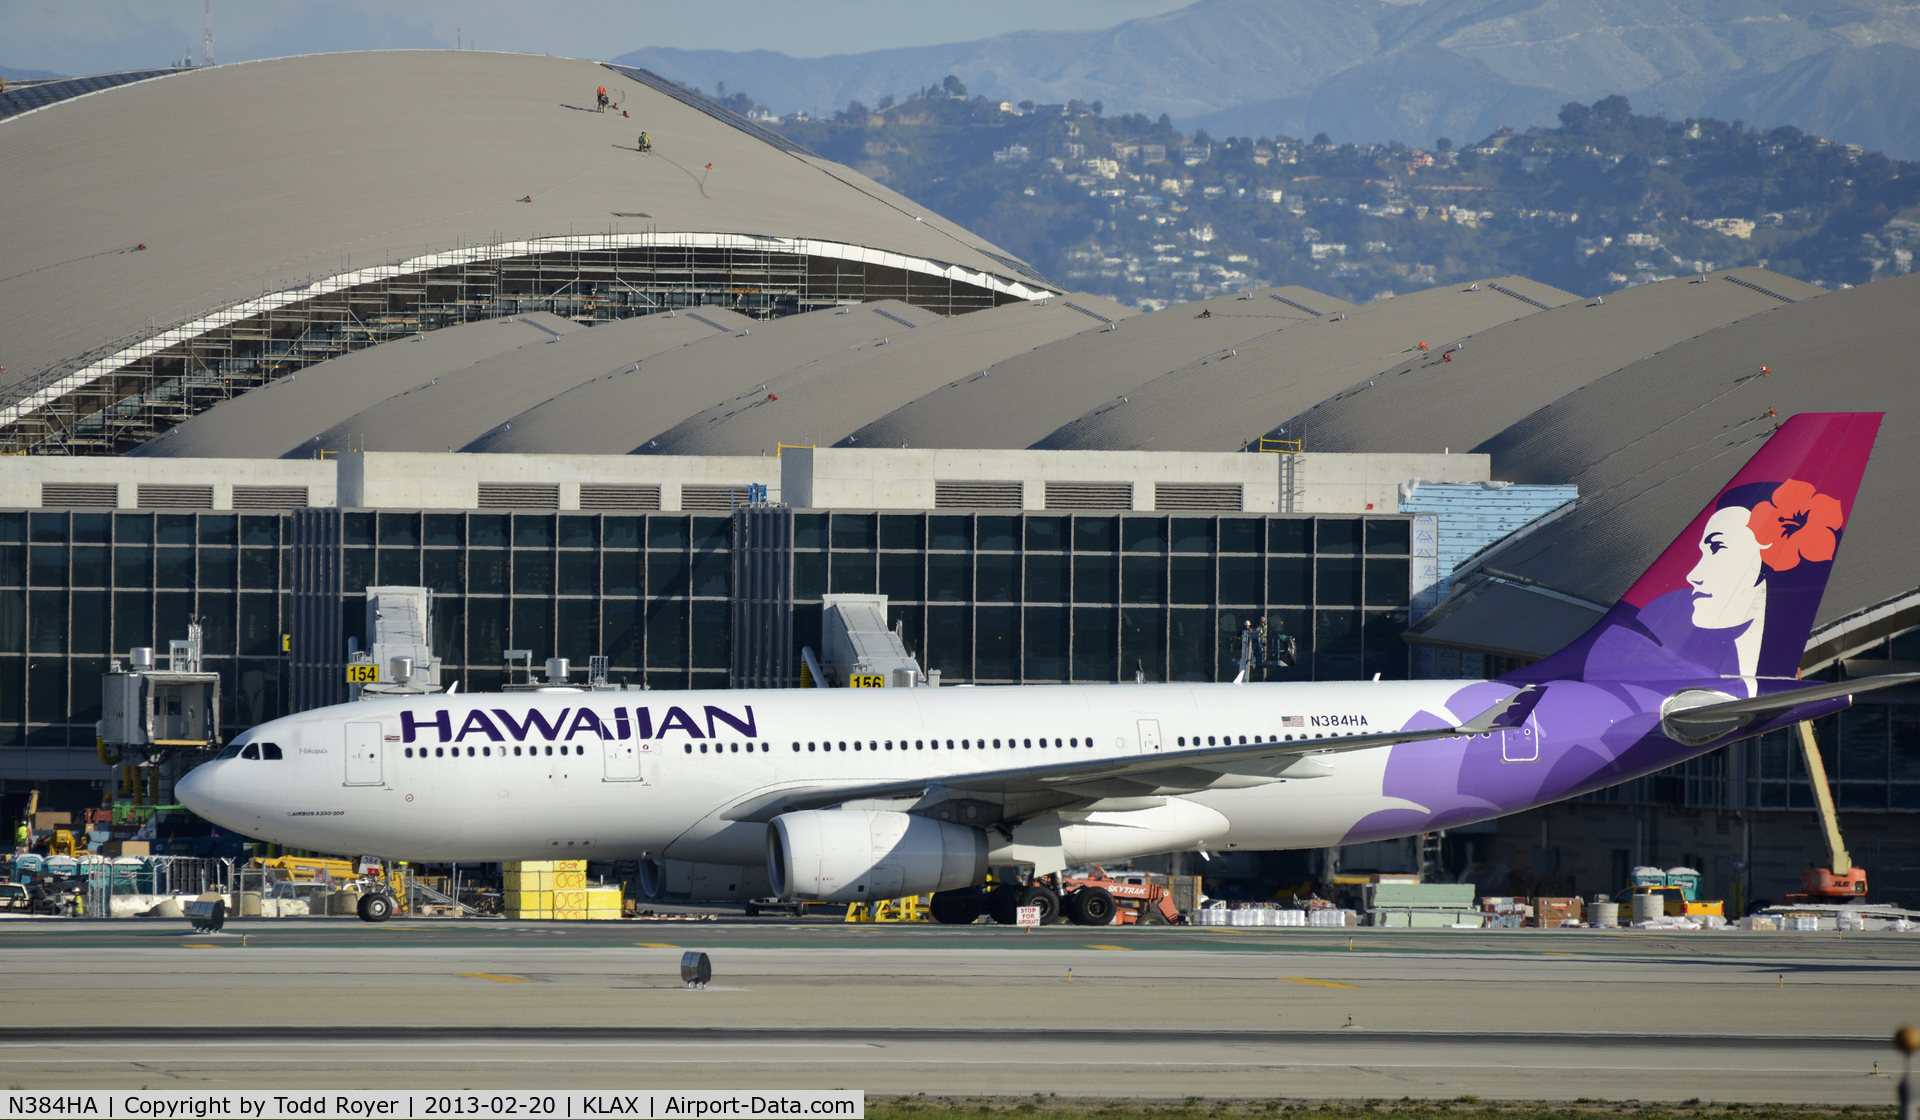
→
(807, 594, 934, 688)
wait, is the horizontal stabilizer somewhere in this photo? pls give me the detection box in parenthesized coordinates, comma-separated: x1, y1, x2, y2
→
(1662, 673, 1920, 744)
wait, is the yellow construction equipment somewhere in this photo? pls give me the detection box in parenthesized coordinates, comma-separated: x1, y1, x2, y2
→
(844, 894, 930, 923)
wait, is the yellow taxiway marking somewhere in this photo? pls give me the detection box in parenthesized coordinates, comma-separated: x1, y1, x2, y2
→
(458, 972, 532, 984)
(1086, 944, 1131, 951)
(634, 942, 680, 949)
(1280, 977, 1359, 989)
(180, 943, 223, 949)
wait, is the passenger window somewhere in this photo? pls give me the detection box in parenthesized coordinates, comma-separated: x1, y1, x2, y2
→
(962, 740, 970, 749)
(793, 742, 801, 752)
(435, 747, 445, 758)
(514, 746, 522, 756)
(241, 744, 260, 759)
(545, 745, 554, 755)
(405, 748, 414, 758)
(684, 744, 692, 754)
(1023, 739, 1031, 749)
(467, 746, 476, 757)
(807, 742, 816, 752)
(1207, 736, 1216, 745)
(992, 739, 1000, 748)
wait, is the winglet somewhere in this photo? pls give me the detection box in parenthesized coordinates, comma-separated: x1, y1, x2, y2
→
(1456, 687, 1538, 735)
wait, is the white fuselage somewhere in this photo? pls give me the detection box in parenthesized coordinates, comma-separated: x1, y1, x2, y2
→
(177, 679, 1493, 869)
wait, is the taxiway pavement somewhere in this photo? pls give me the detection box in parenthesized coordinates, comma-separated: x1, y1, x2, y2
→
(1, 920, 1913, 1102)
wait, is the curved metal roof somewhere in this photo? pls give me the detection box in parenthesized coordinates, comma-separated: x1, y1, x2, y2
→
(128, 312, 581, 460)
(0, 50, 1053, 434)
(459, 294, 1130, 457)
(844, 285, 1356, 452)
(636, 293, 1136, 456)
(1409, 271, 1920, 666)
(1031, 275, 1578, 452)
(1274, 268, 1823, 457)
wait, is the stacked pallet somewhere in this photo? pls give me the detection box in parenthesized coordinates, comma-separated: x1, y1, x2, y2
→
(503, 860, 556, 918)
(508, 860, 620, 920)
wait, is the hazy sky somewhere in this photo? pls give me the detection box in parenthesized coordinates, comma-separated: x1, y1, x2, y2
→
(1, 0, 1196, 75)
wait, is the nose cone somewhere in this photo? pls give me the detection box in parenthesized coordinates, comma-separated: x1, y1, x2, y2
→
(173, 762, 214, 816)
(174, 760, 247, 830)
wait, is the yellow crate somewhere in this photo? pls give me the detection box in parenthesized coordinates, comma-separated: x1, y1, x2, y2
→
(553, 859, 586, 872)
(585, 889, 622, 911)
(508, 860, 556, 873)
(584, 909, 620, 920)
(554, 870, 585, 890)
(504, 870, 552, 891)
(554, 889, 586, 912)
(505, 907, 552, 919)
(505, 889, 553, 911)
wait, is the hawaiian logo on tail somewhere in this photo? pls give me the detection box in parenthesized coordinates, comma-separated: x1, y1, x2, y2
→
(1514, 412, 1881, 686)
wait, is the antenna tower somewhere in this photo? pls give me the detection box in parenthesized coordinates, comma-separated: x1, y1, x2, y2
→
(202, 0, 214, 67)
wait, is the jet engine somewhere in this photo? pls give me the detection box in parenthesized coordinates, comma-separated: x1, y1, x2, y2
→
(768, 810, 987, 903)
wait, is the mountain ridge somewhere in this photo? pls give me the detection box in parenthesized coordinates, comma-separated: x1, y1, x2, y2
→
(614, 0, 1920, 158)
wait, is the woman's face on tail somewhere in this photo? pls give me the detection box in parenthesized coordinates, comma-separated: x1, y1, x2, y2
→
(1687, 506, 1766, 629)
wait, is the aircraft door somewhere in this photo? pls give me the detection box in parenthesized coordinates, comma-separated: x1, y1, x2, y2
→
(604, 739, 642, 782)
(1500, 720, 1540, 763)
(344, 722, 384, 785)
(1137, 719, 1162, 752)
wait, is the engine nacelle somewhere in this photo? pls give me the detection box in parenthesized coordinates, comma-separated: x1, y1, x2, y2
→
(768, 810, 988, 903)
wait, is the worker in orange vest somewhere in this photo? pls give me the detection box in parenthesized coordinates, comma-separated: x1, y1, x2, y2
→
(597, 85, 609, 112)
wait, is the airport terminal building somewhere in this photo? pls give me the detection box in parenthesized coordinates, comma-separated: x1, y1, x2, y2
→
(2, 51, 1916, 907)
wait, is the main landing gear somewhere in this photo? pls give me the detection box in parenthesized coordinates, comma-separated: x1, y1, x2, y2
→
(928, 882, 1065, 926)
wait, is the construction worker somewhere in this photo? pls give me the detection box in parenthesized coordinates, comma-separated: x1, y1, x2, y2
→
(637, 131, 651, 152)
(12, 818, 27, 852)
(596, 85, 609, 112)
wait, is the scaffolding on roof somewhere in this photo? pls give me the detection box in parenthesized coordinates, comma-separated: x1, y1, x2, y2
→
(1, 232, 1051, 457)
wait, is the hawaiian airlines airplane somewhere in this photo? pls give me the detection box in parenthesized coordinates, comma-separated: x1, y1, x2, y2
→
(177, 413, 1911, 922)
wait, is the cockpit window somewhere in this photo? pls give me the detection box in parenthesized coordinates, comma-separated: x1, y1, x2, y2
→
(261, 743, 283, 760)
(215, 741, 245, 760)
(240, 744, 260, 760)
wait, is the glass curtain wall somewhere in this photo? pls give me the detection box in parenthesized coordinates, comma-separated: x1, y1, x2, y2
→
(793, 511, 1413, 685)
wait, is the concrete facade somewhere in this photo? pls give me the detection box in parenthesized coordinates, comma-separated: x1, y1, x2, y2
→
(338, 452, 779, 511)
(782, 448, 1489, 513)
(1, 450, 1493, 516)
(0, 456, 336, 510)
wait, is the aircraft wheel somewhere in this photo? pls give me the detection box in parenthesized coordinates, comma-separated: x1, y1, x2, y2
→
(357, 891, 394, 923)
(1017, 884, 1063, 926)
(929, 887, 985, 925)
(1065, 886, 1117, 926)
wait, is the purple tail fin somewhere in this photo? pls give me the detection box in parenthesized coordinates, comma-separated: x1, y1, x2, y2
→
(1509, 412, 1882, 683)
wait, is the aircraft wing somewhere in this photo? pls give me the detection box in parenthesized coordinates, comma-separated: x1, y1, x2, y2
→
(721, 687, 1533, 821)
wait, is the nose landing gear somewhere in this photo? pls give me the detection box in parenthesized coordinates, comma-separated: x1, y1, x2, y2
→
(356, 890, 395, 923)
